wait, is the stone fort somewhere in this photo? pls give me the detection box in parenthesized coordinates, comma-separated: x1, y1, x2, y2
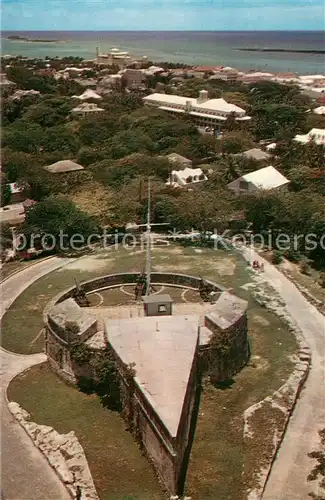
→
(44, 272, 249, 497)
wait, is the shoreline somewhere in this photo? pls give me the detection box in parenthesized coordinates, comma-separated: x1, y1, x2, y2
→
(7, 37, 67, 44)
(236, 48, 325, 55)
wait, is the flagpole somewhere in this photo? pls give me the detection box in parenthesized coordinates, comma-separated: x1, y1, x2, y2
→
(145, 177, 151, 296)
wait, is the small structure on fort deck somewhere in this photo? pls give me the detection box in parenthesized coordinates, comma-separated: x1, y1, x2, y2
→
(142, 294, 173, 316)
(44, 180, 250, 497)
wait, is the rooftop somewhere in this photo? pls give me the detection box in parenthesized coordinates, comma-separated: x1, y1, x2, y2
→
(234, 148, 272, 161)
(242, 165, 290, 190)
(8, 182, 26, 194)
(166, 153, 192, 164)
(105, 315, 199, 438)
(143, 92, 246, 115)
(168, 167, 207, 187)
(0, 203, 25, 224)
(294, 128, 325, 145)
(71, 102, 105, 113)
(73, 89, 102, 101)
(314, 106, 325, 115)
(44, 160, 84, 174)
(142, 294, 173, 304)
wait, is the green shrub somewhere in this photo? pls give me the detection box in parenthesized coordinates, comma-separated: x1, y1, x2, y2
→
(284, 247, 301, 263)
(318, 272, 325, 288)
(300, 260, 312, 276)
(272, 250, 283, 265)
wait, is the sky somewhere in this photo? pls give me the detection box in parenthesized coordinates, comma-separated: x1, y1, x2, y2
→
(2, 0, 325, 31)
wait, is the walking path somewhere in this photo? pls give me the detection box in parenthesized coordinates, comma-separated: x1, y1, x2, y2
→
(1, 257, 72, 500)
(242, 247, 325, 500)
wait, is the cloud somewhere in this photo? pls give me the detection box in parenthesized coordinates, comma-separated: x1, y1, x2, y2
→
(2, 0, 324, 30)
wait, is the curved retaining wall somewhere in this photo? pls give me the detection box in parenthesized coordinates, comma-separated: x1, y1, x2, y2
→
(44, 272, 249, 384)
(46, 272, 224, 309)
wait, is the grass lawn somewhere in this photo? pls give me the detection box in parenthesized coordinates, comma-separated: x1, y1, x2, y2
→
(1, 260, 33, 281)
(282, 266, 325, 303)
(5, 244, 298, 499)
(185, 301, 297, 500)
(8, 363, 164, 500)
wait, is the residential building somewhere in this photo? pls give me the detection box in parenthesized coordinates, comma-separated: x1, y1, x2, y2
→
(44, 160, 85, 174)
(75, 78, 98, 88)
(11, 89, 40, 100)
(209, 67, 240, 83)
(227, 166, 290, 194)
(72, 89, 102, 101)
(71, 102, 105, 116)
(166, 167, 208, 188)
(8, 182, 30, 203)
(239, 72, 274, 84)
(266, 142, 277, 151)
(0, 73, 16, 89)
(293, 128, 325, 145)
(143, 90, 251, 128)
(166, 153, 192, 167)
(120, 68, 146, 89)
(233, 148, 272, 162)
(97, 74, 122, 93)
(313, 106, 325, 115)
(0, 203, 25, 225)
(143, 65, 165, 76)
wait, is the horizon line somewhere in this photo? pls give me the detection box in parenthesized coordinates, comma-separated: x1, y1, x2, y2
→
(3, 29, 325, 33)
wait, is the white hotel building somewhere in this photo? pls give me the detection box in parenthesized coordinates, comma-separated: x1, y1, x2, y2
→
(143, 90, 251, 128)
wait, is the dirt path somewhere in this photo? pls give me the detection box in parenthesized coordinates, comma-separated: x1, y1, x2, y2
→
(242, 247, 325, 500)
(1, 257, 72, 500)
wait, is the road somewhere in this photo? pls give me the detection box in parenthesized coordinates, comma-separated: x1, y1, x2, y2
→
(1, 257, 72, 500)
(242, 247, 325, 500)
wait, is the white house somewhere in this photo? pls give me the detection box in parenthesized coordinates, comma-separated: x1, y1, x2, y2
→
(166, 167, 208, 188)
(227, 166, 290, 195)
(293, 128, 325, 145)
(143, 90, 251, 128)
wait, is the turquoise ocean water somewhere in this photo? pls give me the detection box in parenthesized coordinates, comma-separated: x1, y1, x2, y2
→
(2, 31, 325, 74)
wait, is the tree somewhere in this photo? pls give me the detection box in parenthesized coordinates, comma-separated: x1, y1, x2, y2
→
(106, 130, 155, 159)
(1, 149, 33, 182)
(42, 125, 80, 154)
(175, 189, 232, 232)
(221, 131, 254, 154)
(250, 103, 306, 141)
(0, 223, 13, 260)
(77, 113, 119, 146)
(248, 81, 301, 106)
(22, 196, 99, 250)
(22, 104, 66, 127)
(3, 121, 43, 153)
(1, 183, 11, 206)
(223, 112, 239, 132)
(76, 147, 105, 166)
(7, 66, 55, 93)
(307, 428, 325, 500)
